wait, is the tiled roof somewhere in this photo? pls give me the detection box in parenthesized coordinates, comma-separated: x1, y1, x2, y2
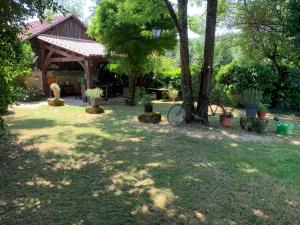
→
(37, 34, 106, 57)
(20, 15, 74, 40)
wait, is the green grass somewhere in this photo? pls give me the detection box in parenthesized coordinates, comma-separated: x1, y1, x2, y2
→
(1, 102, 300, 225)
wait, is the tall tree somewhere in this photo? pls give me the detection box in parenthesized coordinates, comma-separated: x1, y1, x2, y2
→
(196, 0, 218, 118)
(0, 0, 62, 134)
(88, 0, 177, 105)
(164, 0, 194, 122)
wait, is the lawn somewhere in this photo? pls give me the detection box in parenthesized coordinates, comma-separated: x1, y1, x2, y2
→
(1, 101, 300, 225)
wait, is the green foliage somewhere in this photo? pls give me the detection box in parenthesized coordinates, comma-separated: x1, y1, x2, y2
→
(140, 94, 152, 106)
(88, 0, 176, 76)
(216, 60, 277, 104)
(232, 0, 299, 66)
(258, 103, 269, 112)
(50, 83, 60, 91)
(17, 87, 43, 102)
(243, 89, 263, 107)
(0, 42, 35, 114)
(148, 55, 181, 89)
(85, 88, 104, 98)
(210, 84, 237, 109)
(0, 117, 6, 137)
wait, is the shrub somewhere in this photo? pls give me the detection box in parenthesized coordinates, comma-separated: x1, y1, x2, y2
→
(216, 60, 277, 104)
(0, 117, 6, 137)
(243, 89, 263, 106)
(85, 88, 103, 98)
(280, 67, 300, 110)
(17, 86, 43, 102)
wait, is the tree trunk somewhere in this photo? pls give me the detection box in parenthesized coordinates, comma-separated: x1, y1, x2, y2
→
(197, 0, 218, 120)
(164, 0, 194, 122)
(127, 75, 137, 106)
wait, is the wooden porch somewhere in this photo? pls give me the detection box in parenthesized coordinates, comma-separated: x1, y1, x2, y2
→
(38, 34, 108, 95)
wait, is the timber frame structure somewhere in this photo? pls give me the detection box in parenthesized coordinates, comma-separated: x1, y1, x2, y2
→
(39, 36, 107, 93)
(22, 15, 108, 95)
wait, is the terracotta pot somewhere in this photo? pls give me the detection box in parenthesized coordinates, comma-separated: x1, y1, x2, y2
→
(257, 111, 267, 119)
(53, 89, 60, 99)
(221, 116, 232, 127)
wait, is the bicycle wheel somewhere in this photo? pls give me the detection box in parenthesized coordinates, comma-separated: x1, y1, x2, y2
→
(167, 104, 185, 126)
(201, 103, 226, 127)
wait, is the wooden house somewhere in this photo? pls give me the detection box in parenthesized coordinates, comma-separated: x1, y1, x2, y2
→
(23, 15, 109, 96)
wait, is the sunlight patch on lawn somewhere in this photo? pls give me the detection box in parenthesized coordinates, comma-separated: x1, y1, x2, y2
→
(26, 177, 54, 188)
(238, 163, 260, 174)
(13, 197, 41, 212)
(194, 211, 206, 222)
(148, 187, 175, 209)
(251, 208, 269, 218)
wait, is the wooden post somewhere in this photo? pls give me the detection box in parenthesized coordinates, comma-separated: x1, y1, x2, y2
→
(40, 42, 48, 95)
(85, 59, 93, 89)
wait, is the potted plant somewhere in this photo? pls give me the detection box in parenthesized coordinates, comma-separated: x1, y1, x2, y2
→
(50, 83, 60, 99)
(168, 87, 179, 103)
(85, 88, 104, 107)
(257, 103, 268, 119)
(220, 111, 234, 127)
(243, 89, 263, 119)
(219, 86, 238, 127)
(141, 94, 153, 112)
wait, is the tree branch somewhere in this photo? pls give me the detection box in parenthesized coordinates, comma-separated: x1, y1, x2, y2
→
(163, 0, 181, 32)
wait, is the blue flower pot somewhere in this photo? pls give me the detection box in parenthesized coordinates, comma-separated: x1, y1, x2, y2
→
(245, 105, 257, 118)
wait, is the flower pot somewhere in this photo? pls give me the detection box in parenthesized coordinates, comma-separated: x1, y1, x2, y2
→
(89, 97, 101, 107)
(144, 105, 153, 113)
(245, 105, 257, 118)
(221, 116, 232, 127)
(53, 89, 60, 99)
(257, 111, 267, 119)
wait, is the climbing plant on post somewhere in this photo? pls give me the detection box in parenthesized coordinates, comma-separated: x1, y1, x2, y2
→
(164, 0, 194, 122)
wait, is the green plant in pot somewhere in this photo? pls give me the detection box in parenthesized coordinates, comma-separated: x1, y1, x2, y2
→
(257, 103, 268, 119)
(218, 85, 238, 127)
(141, 94, 153, 112)
(50, 83, 60, 99)
(243, 89, 263, 119)
(168, 88, 179, 103)
(85, 88, 103, 107)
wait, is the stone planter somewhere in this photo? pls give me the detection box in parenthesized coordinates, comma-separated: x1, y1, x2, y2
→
(85, 106, 105, 114)
(89, 97, 102, 107)
(53, 89, 60, 99)
(138, 112, 161, 124)
(48, 98, 64, 106)
(240, 117, 269, 133)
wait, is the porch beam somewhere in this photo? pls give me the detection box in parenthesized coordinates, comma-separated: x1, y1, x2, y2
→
(49, 57, 86, 63)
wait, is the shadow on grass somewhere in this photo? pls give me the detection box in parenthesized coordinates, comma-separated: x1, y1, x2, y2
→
(1, 103, 300, 225)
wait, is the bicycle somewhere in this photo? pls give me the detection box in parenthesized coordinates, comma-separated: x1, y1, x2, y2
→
(167, 96, 226, 127)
